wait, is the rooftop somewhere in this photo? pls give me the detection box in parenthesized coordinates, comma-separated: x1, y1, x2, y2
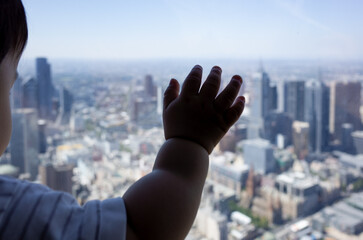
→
(242, 138, 272, 148)
(276, 172, 318, 189)
(334, 151, 363, 168)
(315, 192, 363, 230)
(352, 131, 363, 138)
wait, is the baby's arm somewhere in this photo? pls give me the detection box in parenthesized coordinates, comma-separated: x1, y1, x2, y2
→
(123, 65, 245, 240)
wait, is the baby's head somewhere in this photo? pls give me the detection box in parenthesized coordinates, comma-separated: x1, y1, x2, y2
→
(0, 0, 28, 155)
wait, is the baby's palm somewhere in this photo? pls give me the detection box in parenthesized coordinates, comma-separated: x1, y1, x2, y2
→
(163, 65, 245, 154)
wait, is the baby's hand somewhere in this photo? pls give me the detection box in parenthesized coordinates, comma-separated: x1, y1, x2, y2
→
(163, 65, 245, 154)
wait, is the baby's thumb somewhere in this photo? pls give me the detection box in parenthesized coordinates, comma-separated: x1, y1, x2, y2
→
(163, 79, 180, 110)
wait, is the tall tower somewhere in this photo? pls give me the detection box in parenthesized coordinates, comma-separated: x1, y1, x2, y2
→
(10, 109, 39, 180)
(250, 71, 271, 119)
(144, 75, 156, 97)
(22, 77, 38, 109)
(38, 120, 47, 154)
(36, 57, 53, 119)
(284, 80, 305, 121)
(249, 71, 271, 139)
(269, 84, 278, 110)
(242, 139, 275, 174)
(39, 163, 74, 194)
(11, 75, 23, 109)
(352, 131, 363, 154)
(292, 121, 309, 160)
(57, 87, 73, 125)
(329, 81, 362, 140)
(246, 166, 255, 198)
(304, 80, 330, 153)
(341, 123, 355, 154)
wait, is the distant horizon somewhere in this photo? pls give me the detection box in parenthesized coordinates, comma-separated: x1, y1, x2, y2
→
(20, 57, 363, 62)
(18, 56, 363, 84)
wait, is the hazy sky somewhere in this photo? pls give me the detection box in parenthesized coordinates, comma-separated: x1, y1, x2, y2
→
(22, 0, 363, 60)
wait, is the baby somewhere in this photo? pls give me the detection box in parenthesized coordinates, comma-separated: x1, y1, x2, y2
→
(0, 0, 245, 239)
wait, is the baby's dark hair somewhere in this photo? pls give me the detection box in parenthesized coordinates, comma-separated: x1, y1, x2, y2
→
(0, 0, 28, 63)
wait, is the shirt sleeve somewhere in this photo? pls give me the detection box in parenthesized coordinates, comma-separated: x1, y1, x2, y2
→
(0, 176, 127, 240)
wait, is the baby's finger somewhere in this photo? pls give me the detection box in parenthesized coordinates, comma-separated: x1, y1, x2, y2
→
(224, 96, 245, 127)
(180, 65, 203, 97)
(199, 66, 222, 100)
(163, 79, 180, 110)
(214, 75, 242, 112)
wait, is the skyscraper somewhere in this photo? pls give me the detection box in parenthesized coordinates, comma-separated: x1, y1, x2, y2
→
(292, 121, 309, 160)
(250, 71, 271, 119)
(242, 138, 275, 174)
(131, 97, 159, 128)
(10, 109, 39, 180)
(284, 80, 305, 121)
(36, 57, 53, 119)
(57, 87, 73, 125)
(329, 81, 362, 140)
(304, 80, 330, 153)
(341, 123, 355, 154)
(264, 111, 293, 146)
(248, 71, 272, 139)
(11, 75, 23, 109)
(39, 163, 74, 194)
(22, 76, 38, 109)
(269, 84, 278, 110)
(352, 131, 363, 154)
(38, 120, 47, 154)
(144, 74, 156, 97)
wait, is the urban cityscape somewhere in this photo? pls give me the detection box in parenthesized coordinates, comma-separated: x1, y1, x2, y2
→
(1, 57, 362, 239)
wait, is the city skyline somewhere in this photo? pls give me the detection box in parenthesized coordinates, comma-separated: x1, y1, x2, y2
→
(21, 0, 363, 60)
(4, 52, 363, 239)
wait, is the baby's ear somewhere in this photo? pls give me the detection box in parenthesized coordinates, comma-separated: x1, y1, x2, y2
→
(163, 79, 180, 110)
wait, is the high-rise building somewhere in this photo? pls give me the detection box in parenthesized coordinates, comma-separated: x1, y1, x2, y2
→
(60, 87, 73, 113)
(269, 84, 278, 110)
(292, 121, 309, 160)
(51, 97, 60, 121)
(329, 81, 362, 140)
(70, 114, 85, 132)
(131, 97, 160, 128)
(352, 131, 363, 154)
(246, 166, 256, 197)
(284, 80, 305, 121)
(39, 163, 74, 194)
(36, 57, 53, 119)
(250, 72, 271, 119)
(242, 138, 275, 174)
(264, 111, 293, 146)
(235, 123, 248, 142)
(304, 80, 330, 153)
(57, 87, 73, 125)
(38, 120, 47, 154)
(10, 109, 39, 180)
(11, 75, 23, 109)
(248, 71, 272, 139)
(22, 76, 38, 109)
(144, 74, 156, 97)
(341, 123, 355, 154)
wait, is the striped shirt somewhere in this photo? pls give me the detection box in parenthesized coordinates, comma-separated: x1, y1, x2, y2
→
(0, 176, 127, 240)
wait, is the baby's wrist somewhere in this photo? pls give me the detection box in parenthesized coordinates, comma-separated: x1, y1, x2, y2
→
(166, 137, 210, 154)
